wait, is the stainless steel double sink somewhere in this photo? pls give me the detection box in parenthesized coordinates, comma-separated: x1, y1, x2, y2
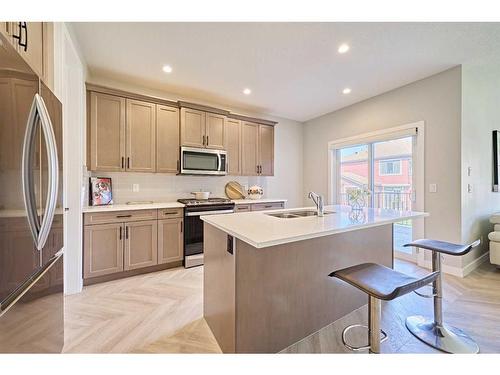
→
(266, 210, 335, 219)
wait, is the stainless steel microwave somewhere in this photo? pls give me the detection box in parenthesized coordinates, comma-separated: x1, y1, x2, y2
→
(180, 147, 227, 175)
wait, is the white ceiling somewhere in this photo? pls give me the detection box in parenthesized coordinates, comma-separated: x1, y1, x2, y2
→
(71, 22, 500, 122)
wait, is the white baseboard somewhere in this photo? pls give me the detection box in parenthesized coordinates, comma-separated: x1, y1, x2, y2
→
(462, 251, 490, 277)
(421, 251, 490, 278)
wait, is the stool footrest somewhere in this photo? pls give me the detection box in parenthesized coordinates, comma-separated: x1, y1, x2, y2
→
(413, 289, 437, 298)
(341, 324, 388, 352)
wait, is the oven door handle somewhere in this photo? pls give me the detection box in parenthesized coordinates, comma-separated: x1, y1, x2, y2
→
(217, 153, 222, 172)
(186, 209, 234, 216)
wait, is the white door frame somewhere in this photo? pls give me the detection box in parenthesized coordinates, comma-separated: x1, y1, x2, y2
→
(327, 121, 426, 266)
(54, 23, 85, 294)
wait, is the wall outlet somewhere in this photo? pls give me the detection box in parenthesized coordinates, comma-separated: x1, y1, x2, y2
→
(429, 183, 438, 193)
(133, 184, 140, 192)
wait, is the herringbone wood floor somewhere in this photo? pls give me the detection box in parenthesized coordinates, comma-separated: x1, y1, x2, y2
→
(64, 260, 500, 353)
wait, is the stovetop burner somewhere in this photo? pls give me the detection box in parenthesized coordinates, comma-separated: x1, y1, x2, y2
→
(177, 197, 233, 206)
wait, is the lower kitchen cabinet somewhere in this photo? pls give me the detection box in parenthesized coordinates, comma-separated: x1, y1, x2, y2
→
(83, 209, 184, 283)
(158, 218, 184, 264)
(124, 220, 158, 271)
(83, 223, 124, 278)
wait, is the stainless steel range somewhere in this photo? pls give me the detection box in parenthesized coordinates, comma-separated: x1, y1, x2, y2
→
(178, 198, 235, 268)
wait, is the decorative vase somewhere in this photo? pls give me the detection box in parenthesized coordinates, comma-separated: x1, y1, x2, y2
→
(248, 185, 264, 200)
(346, 188, 370, 210)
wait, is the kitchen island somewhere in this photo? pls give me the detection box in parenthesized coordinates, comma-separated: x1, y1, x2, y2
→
(201, 205, 427, 353)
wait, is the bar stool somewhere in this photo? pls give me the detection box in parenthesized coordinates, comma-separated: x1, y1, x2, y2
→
(329, 263, 439, 353)
(403, 239, 481, 354)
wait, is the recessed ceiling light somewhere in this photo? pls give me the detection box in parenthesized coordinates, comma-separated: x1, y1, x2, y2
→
(343, 88, 352, 94)
(243, 88, 251, 95)
(162, 65, 173, 73)
(338, 43, 350, 54)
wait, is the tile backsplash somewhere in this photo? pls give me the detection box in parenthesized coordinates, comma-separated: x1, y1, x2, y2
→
(84, 171, 268, 206)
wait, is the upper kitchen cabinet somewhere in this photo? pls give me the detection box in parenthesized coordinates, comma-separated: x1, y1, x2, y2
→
(241, 122, 259, 176)
(241, 120, 275, 177)
(180, 103, 228, 150)
(18, 23, 44, 78)
(156, 105, 180, 173)
(89, 91, 126, 172)
(205, 112, 225, 149)
(259, 124, 274, 176)
(180, 107, 206, 148)
(0, 23, 12, 41)
(224, 118, 241, 175)
(2, 22, 54, 90)
(87, 85, 180, 173)
(126, 99, 156, 172)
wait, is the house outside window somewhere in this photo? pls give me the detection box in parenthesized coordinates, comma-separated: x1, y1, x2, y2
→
(379, 159, 402, 175)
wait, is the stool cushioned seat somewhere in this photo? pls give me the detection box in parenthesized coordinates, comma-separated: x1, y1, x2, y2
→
(404, 239, 473, 256)
(329, 263, 439, 301)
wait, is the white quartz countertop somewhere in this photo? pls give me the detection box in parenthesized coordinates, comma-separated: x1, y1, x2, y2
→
(231, 198, 287, 205)
(82, 201, 184, 213)
(201, 205, 428, 248)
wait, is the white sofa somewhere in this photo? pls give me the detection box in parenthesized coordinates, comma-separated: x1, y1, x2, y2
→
(489, 214, 500, 266)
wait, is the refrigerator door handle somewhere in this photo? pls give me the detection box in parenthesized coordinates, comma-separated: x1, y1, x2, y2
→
(37, 94, 59, 252)
(22, 94, 59, 251)
(22, 94, 42, 247)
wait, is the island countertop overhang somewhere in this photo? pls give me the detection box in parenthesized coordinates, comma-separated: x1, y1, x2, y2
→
(201, 205, 428, 249)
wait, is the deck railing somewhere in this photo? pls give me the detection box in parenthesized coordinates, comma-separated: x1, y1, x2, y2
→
(340, 191, 413, 211)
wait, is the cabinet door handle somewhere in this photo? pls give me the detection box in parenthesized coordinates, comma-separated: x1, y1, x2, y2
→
(116, 214, 132, 218)
(21, 22, 27, 51)
(180, 221, 183, 233)
(256, 165, 259, 174)
(125, 226, 129, 239)
(202, 135, 206, 146)
(127, 157, 130, 169)
(121, 156, 124, 169)
(163, 211, 177, 215)
(119, 226, 122, 240)
(13, 22, 28, 51)
(206, 135, 209, 146)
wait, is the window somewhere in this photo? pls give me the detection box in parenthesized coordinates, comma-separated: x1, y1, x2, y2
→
(379, 159, 401, 175)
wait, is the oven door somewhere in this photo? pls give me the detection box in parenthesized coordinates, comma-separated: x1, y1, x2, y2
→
(183, 206, 234, 267)
(180, 147, 226, 175)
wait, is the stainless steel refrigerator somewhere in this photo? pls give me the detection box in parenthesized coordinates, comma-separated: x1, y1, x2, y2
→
(0, 33, 64, 352)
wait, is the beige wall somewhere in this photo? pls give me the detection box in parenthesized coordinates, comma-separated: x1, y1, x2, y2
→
(303, 67, 463, 267)
(461, 61, 500, 266)
(85, 75, 304, 208)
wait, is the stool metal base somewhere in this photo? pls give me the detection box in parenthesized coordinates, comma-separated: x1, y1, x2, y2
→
(406, 315, 479, 354)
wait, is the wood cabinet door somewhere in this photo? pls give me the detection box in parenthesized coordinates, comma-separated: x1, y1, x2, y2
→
(205, 113, 225, 149)
(126, 99, 156, 172)
(124, 220, 158, 271)
(158, 218, 183, 264)
(90, 92, 126, 171)
(180, 107, 206, 148)
(83, 223, 124, 279)
(259, 125, 274, 176)
(19, 22, 44, 77)
(224, 118, 241, 175)
(0, 22, 12, 41)
(156, 105, 180, 173)
(241, 121, 259, 176)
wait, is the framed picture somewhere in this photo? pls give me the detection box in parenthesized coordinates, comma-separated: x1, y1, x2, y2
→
(494, 131, 500, 192)
(89, 177, 113, 206)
